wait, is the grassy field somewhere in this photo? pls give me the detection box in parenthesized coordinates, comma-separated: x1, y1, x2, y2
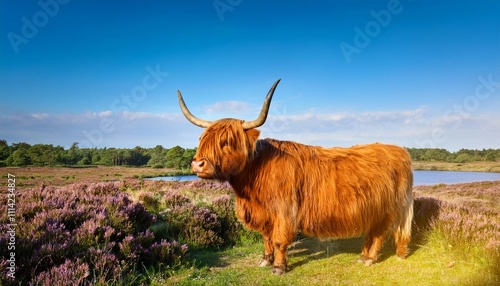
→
(1, 165, 499, 285)
(162, 185, 500, 285)
(413, 161, 500, 172)
(163, 182, 499, 285)
(1, 160, 499, 188)
(0, 165, 182, 188)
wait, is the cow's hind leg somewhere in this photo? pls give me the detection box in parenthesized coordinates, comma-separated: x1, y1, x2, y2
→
(360, 228, 387, 266)
(360, 235, 373, 263)
(394, 229, 410, 259)
(360, 217, 391, 266)
(394, 194, 413, 260)
(366, 234, 385, 266)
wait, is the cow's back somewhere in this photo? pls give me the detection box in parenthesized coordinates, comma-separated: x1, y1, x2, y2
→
(232, 140, 412, 240)
(297, 143, 412, 238)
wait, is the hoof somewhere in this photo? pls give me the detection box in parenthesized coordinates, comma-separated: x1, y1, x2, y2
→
(397, 252, 408, 260)
(259, 259, 272, 267)
(363, 259, 374, 266)
(357, 256, 374, 266)
(271, 267, 285, 275)
(396, 255, 408, 261)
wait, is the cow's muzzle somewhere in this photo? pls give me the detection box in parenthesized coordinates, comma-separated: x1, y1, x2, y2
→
(191, 160, 205, 174)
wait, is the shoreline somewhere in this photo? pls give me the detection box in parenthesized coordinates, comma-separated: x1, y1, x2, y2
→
(1, 162, 500, 189)
(412, 161, 500, 173)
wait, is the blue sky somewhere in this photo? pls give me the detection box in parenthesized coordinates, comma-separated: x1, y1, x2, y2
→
(1, 0, 499, 151)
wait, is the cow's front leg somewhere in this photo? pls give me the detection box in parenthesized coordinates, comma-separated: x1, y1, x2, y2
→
(271, 241, 289, 275)
(270, 226, 295, 275)
(259, 234, 274, 267)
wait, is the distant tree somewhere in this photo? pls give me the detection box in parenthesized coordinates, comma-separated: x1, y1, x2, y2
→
(180, 148, 197, 169)
(4, 140, 498, 167)
(454, 153, 472, 163)
(128, 146, 150, 166)
(76, 149, 92, 165)
(406, 148, 423, 161)
(9, 149, 32, 166)
(91, 148, 101, 165)
(147, 145, 166, 167)
(29, 144, 48, 166)
(423, 148, 450, 161)
(78, 156, 92, 165)
(12, 142, 31, 151)
(0, 140, 10, 161)
(65, 145, 82, 165)
(484, 151, 497, 162)
(107, 148, 119, 165)
(51, 146, 66, 165)
(165, 146, 185, 169)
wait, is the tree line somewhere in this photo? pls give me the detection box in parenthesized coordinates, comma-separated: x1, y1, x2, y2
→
(0, 140, 498, 168)
(0, 140, 196, 169)
(406, 148, 499, 163)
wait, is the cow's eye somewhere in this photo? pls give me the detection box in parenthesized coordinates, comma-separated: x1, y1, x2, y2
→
(220, 140, 229, 148)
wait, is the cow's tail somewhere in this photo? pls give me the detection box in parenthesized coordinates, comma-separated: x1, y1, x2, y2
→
(395, 171, 413, 259)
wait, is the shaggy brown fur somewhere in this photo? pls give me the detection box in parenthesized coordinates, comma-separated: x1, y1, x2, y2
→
(192, 118, 413, 274)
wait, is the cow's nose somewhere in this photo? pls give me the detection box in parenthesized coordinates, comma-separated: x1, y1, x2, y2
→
(191, 160, 205, 173)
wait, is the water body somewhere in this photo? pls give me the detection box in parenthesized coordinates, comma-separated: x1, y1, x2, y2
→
(148, 171, 500, 186)
(147, 175, 199, 182)
(413, 170, 500, 186)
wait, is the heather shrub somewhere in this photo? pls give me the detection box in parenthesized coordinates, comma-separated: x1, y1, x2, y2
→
(211, 195, 260, 244)
(427, 200, 500, 284)
(431, 202, 499, 262)
(137, 191, 162, 214)
(137, 186, 259, 248)
(413, 183, 500, 284)
(0, 182, 187, 285)
(412, 196, 441, 235)
(163, 190, 191, 209)
(160, 191, 224, 247)
(414, 183, 499, 267)
(32, 259, 90, 286)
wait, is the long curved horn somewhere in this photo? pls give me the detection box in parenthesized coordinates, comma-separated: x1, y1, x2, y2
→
(177, 90, 212, 128)
(242, 79, 281, 130)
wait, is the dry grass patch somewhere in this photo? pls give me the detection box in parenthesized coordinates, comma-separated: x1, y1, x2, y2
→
(413, 161, 500, 172)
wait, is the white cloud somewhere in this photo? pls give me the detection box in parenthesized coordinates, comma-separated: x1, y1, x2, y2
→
(260, 106, 500, 151)
(1, 107, 499, 151)
(31, 113, 50, 119)
(0, 111, 198, 149)
(204, 101, 253, 114)
(98, 110, 113, 117)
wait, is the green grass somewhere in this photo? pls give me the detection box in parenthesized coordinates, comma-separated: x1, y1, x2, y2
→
(142, 180, 499, 285)
(151, 230, 498, 286)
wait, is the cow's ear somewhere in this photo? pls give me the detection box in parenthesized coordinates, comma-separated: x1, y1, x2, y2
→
(245, 128, 260, 145)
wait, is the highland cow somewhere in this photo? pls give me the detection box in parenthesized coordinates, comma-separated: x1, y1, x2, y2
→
(178, 79, 413, 275)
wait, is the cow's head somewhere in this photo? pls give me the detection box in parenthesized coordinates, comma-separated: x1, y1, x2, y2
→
(178, 79, 281, 181)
